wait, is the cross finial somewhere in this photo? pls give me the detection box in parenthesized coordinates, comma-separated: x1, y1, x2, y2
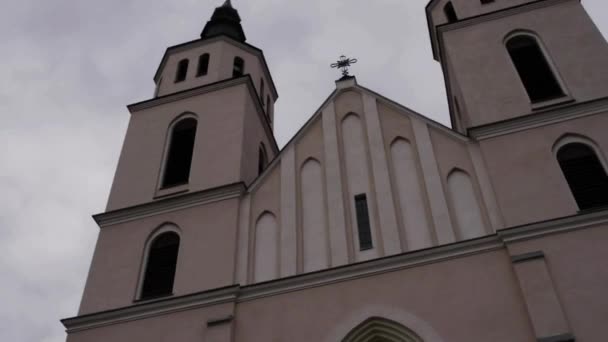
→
(331, 55, 358, 78)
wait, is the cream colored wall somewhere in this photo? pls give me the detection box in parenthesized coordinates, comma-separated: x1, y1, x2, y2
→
(478, 112, 608, 227)
(440, 1, 608, 128)
(239, 84, 502, 285)
(79, 199, 240, 314)
(155, 38, 276, 124)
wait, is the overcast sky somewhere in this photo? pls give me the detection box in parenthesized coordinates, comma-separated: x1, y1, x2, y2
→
(1, 0, 607, 341)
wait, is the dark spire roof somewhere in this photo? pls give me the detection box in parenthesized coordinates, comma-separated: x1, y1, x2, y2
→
(200, 0, 246, 42)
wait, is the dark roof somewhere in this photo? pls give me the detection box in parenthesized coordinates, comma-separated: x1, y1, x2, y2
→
(200, 0, 246, 42)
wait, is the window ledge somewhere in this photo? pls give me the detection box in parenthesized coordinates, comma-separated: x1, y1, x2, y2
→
(531, 96, 574, 111)
(133, 293, 174, 304)
(155, 184, 190, 199)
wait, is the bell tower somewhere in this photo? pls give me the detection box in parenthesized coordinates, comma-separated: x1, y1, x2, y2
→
(74, 0, 278, 318)
(426, 0, 608, 132)
(107, 0, 278, 211)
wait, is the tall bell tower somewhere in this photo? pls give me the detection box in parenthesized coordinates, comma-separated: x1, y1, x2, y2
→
(70, 0, 278, 328)
(426, 0, 608, 133)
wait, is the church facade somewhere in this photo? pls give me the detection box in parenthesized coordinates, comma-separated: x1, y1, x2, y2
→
(62, 0, 608, 341)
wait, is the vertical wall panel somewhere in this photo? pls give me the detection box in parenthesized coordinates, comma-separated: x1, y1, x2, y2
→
(342, 114, 379, 261)
(236, 196, 251, 285)
(390, 138, 433, 251)
(301, 159, 329, 272)
(280, 146, 298, 277)
(447, 170, 486, 240)
(254, 212, 279, 282)
(322, 104, 350, 266)
(411, 119, 456, 244)
(363, 94, 402, 256)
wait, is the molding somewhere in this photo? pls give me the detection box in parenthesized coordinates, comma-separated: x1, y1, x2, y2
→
(63, 208, 608, 332)
(498, 208, 608, 243)
(469, 97, 608, 140)
(207, 315, 234, 327)
(238, 236, 502, 302)
(511, 251, 545, 264)
(94, 183, 246, 228)
(537, 333, 576, 342)
(62, 285, 239, 333)
(128, 77, 248, 112)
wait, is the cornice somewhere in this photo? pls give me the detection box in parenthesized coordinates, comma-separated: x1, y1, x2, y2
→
(94, 183, 246, 228)
(498, 207, 608, 243)
(61, 285, 239, 333)
(436, 0, 571, 35)
(128, 77, 249, 113)
(468, 97, 608, 140)
(65, 208, 608, 332)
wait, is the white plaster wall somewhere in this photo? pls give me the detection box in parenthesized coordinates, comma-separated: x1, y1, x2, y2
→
(341, 114, 379, 261)
(301, 159, 329, 272)
(390, 138, 433, 251)
(254, 212, 279, 282)
(447, 170, 485, 240)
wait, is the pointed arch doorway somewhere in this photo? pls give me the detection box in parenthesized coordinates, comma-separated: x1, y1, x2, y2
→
(341, 317, 424, 342)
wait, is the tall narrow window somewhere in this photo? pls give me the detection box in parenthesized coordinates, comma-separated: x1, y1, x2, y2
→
(258, 143, 268, 176)
(266, 95, 272, 121)
(444, 2, 457, 23)
(557, 143, 608, 210)
(141, 232, 180, 299)
(233, 57, 245, 77)
(506, 35, 564, 103)
(260, 78, 265, 103)
(197, 53, 210, 77)
(162, 118, 197, 188)
(355, 194, 373, 250)
(175, 59, 189, 83)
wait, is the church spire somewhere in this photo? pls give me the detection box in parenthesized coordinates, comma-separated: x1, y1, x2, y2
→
(201, 0, 246, 42)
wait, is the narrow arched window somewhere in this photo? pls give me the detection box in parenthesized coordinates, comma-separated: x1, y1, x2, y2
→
(175, 59, 189, 83)
(557, 143, 608, 210)
(266, 95, 272, 121)
(260, 78, 265, 103)
(162, 118, 197, 188)
(233, 57, 245, 77)
(197, 53, 210, 77)
(141, 232, 180, 299)
(506, 35, 564, 103)
(444, 2, 457, 23)
(258, 143, 268, 176)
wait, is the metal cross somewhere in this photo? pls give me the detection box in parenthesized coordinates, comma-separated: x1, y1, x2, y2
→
(331, 55, 358, 78)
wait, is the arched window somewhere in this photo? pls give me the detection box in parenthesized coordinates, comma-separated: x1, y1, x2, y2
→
(140, 232, 180, 299)
(175, 59, 189, 83)
(162, 118, 197, 188)
(260, 78, 265, 103)
(557, 143, 608, 210)
(506, 34, 564, 103)
(266, 95, 272, 121)
(444, 2, 457, 23)
(197, 53, 210, 77)
(233, 57, 245, 77)
(258, 143, 268, 176)
(342, 317, 423, 342)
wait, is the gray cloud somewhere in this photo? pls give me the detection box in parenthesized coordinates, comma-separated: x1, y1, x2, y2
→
(1, 0, 607, 341)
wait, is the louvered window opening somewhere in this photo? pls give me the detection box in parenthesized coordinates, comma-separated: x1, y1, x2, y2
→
(558, 143, 608, 210)
(197, 54, 210, 77)
(163, 119, 197, 188)
(141, 233, 180, 299)
(175, 59, 189, 83)
(355, 194, 373, 250)
(507, 36, 564, 103)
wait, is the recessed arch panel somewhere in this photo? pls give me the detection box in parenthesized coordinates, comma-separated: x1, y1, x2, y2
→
(300, 158, 329, 272)
(447, 169, 485, 240)
(254, 212, 279, 282)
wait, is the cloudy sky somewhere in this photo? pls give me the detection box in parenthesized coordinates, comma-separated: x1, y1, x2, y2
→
(1, 0, 607, 341)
